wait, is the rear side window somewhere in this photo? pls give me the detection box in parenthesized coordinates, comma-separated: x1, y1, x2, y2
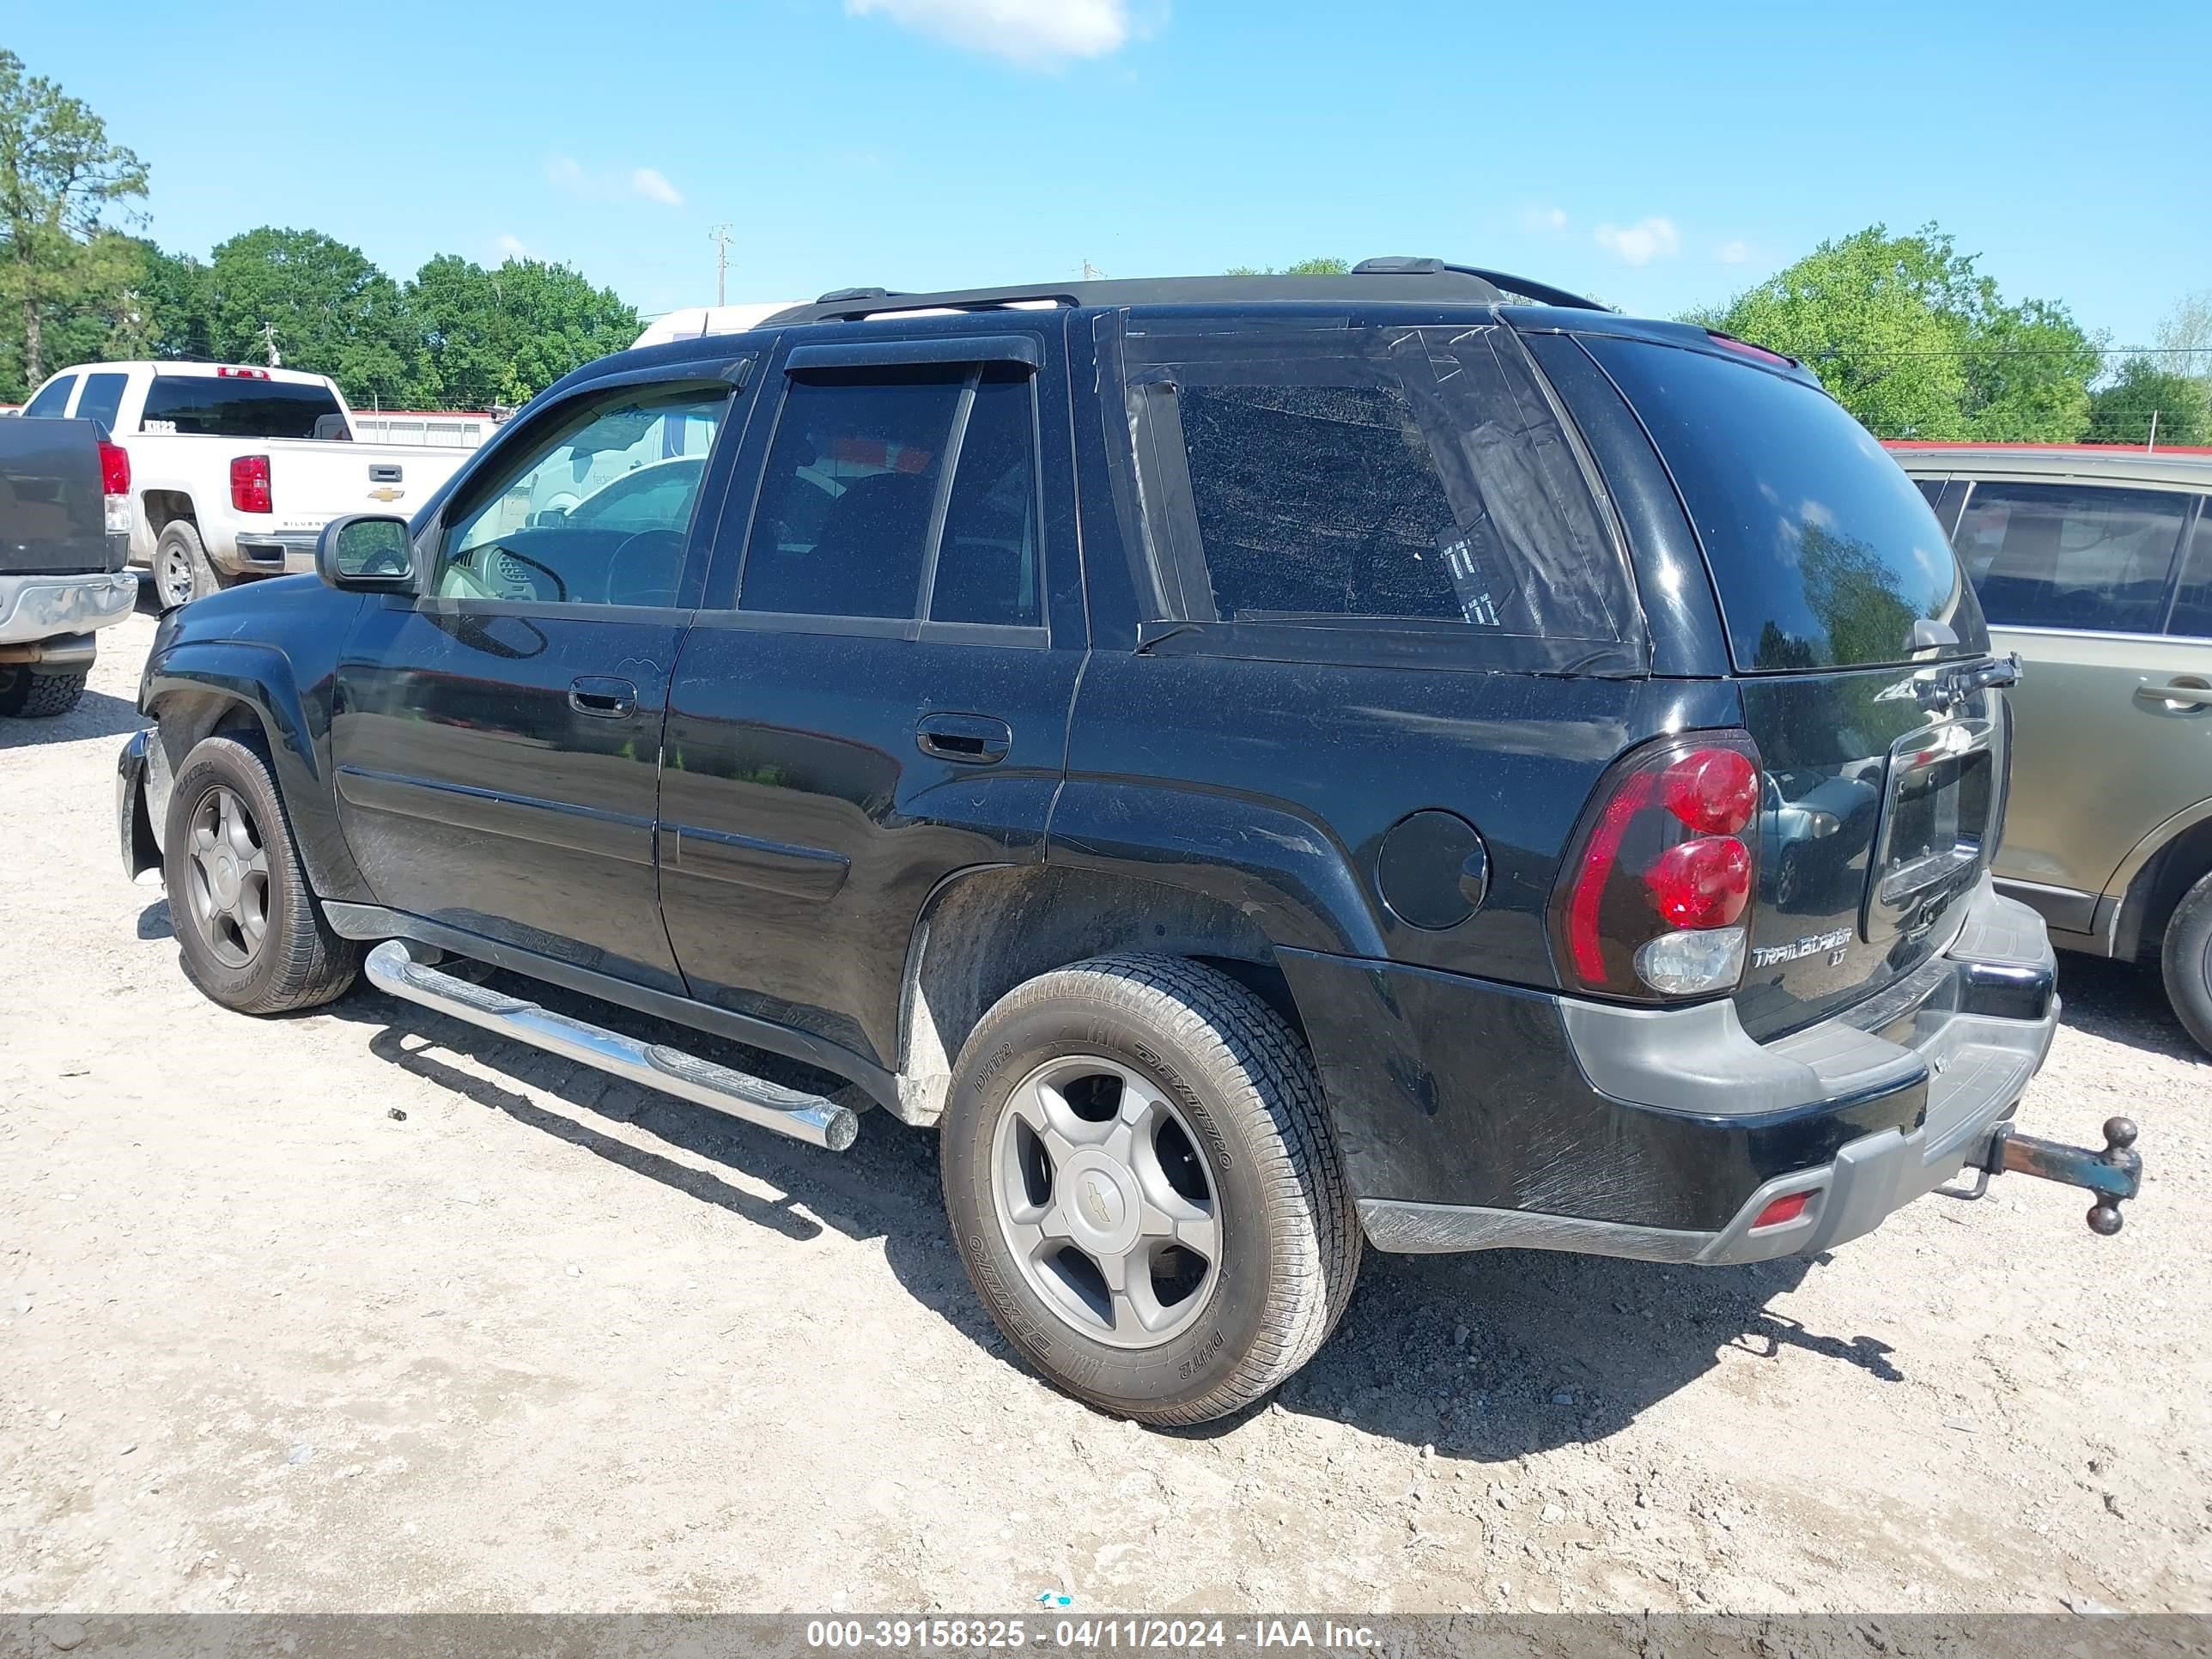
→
(1952, 481, 2188, 635)
(139, 375, 345, 440)
(74, 372, 129, 436)
(23, 375, 76, 418)
(1122, 322, 1641, 673)
(2172, 507, 2212, 639)
(1584, 337, 1980, 671)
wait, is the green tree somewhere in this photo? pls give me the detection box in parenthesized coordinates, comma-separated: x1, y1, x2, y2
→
(407, 255, 641, 407)
(1690, 224, 2100, 442)
(0, 48, 149, 396)
(1224, 256, 1350, 276)
(2086, 357, 2212, 448)
(203, 227, 423, 405)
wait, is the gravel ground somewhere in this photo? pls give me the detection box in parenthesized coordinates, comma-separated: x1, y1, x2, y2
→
(3, 611, 2208, 1615)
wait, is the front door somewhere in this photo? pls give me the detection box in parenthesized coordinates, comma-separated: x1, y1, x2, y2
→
(1950, 478, 2208, 927)
(658, 332, 1085, 1069)
(332, 374, 744, 991)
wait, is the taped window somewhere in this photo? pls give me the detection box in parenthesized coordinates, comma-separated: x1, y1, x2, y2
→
(1119, 323, 1645, 674)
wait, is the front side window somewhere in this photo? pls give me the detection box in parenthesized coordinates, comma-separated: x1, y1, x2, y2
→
(434, 386, 727, 607)
(1952, 481, 2188, 635)
(740, 363, 1042, 625)
(23, 375, 77, 418)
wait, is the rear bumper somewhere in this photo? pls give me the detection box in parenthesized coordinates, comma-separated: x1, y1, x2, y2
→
(225, 532, 319, 577)
(0, 571, 137, 647)
(1285, 877, 2059, 1261)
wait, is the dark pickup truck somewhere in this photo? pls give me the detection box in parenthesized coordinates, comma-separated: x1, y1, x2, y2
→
(2, 416, 139, 716)
(117, 262, 2142, 1424)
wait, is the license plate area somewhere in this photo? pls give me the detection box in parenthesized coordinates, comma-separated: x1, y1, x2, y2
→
(1865, 718, 1995, 945)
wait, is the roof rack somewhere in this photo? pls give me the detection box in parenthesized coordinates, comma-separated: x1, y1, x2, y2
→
(761, 258, 1606, 327)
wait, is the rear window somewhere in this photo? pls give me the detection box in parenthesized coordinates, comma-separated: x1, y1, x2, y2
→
(1121, 321, 1643, 674)
(1586, 337, 1982, 671)
(140, 375, 346, 441)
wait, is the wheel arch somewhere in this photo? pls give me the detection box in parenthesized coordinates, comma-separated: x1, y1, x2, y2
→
(143, 490, 198, 539)
(143, 643, 371, 903)
(2104, 799, 2212, 962)
(892, 863, 1306, 1128)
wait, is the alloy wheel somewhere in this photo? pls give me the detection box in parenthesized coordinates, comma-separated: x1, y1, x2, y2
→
(990, 1054, 1222, 1349)
(182, 784, 270, 968)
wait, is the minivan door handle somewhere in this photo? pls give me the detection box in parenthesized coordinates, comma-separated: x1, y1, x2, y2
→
(2136, 678, 2212, 709)
(915, 712, 1012, 764)
(568, 677, 638, 720)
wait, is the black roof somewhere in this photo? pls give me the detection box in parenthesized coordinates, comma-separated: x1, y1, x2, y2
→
(762, 257, 1607, 327)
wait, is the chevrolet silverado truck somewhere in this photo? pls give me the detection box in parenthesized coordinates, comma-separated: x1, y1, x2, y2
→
(117, 261, 2144, 1423)
(1, 416, 138, 717)
(19, 360, 472, 610)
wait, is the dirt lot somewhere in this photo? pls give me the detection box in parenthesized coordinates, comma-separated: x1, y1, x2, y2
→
(3, 611, 2208, 1616)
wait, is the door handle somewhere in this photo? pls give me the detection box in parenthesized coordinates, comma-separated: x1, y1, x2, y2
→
(569, 677, 638, 720)
(2136, 679, 2212, 709)
(915, 712, 1012, 765)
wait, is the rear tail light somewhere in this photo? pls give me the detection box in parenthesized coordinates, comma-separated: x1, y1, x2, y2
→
(98, 440, 132, 535)
(216, 366, 271, 380)
(1751, 1192, 1812, 1230)
(231, 454, 271, 514)
(1553, 732, 1762, 1000)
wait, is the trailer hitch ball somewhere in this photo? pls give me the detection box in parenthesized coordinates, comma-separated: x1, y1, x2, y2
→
(2086, 1117, 2139, 1237)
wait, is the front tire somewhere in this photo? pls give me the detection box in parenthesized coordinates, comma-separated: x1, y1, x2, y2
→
(162, 733, 359, 1014)
(2160, 869, 2212, 1057)
(154, 520, 223, 611)
(0, 668, 88, 718)
(941, 955, 1360, 1425)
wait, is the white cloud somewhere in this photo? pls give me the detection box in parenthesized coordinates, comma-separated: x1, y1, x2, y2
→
(1593, 216, 1680, 267)
(631, 167, 684, 208)
(1716, 239, 1753, 264)
(545, 155, 685, 208)
(846, 0, 1146, 67)
(496, 233, 531, 260)
(1522, 206, 1569, 233)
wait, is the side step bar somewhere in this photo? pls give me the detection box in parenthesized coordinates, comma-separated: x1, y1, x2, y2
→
(363, 940, 860, 1152)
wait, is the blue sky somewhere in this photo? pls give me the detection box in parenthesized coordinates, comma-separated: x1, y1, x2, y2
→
(12, 0, 2205, 347)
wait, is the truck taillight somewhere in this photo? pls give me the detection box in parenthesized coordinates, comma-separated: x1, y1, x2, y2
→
(99, 439, 133, 536)
(1553, 733, 1761, 1000)
(231, 454, 271, 514)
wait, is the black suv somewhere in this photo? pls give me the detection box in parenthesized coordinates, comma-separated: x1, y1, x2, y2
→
(118, 260, 2135, 1425)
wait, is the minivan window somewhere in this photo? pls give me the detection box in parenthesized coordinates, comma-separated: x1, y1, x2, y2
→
(1952, 482, 2187, 635)
(740, 368, 963, 619)
(74, 372, 129, 436)
(139, 375, 346, 441)
(22, 375, 76, 418)
(1583, 337, 1978, 671)
(2164, 504, 2212, 639)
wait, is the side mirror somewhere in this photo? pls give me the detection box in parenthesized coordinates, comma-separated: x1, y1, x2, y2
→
(317, 514, 416, 592)
(531, 505, 569, 529)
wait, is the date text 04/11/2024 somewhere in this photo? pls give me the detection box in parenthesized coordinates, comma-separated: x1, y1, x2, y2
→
(803, 1618, 1381, 1650)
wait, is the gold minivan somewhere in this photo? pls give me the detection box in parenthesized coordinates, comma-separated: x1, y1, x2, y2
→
(1895, 445, 2212, 1054)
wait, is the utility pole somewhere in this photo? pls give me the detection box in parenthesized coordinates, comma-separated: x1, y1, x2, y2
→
(708, 223, 733, 307)
(259, 321, 282, 368)
(2148, 408, 2160, 454)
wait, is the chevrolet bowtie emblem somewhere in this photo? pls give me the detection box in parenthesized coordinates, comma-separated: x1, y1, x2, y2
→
(368, 486, 404, 502)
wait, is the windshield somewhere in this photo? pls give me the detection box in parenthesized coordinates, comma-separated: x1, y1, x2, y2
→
(1583, 336, 1985, 671)
(140, 376, 347, 441)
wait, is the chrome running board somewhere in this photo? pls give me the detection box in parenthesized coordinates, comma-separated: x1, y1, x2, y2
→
(363, 939, 859, 1152)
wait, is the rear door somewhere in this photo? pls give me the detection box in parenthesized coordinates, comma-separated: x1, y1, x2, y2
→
(1577, 334, 2002, 1037)
(1949, 481, 2203, 925)
(657, 329, 1084, 1072)
(331, 369, 744, 992)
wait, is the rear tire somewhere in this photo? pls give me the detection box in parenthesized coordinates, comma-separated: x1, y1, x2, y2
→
(163, 733, 359, 1014)
(2160, 870, 2212, 1058)
(154, 520, 223, 611)
(941, 954, 1361, 1425)
(0, 668, 88, 719)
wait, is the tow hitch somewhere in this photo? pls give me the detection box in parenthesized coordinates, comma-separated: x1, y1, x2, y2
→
(1947, 1116, 2142, 1235)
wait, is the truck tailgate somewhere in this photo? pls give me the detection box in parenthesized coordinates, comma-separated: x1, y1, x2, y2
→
(256, 440, 471, 536)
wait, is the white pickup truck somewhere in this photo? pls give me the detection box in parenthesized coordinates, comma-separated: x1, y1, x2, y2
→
(18, 361, 476, 608)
